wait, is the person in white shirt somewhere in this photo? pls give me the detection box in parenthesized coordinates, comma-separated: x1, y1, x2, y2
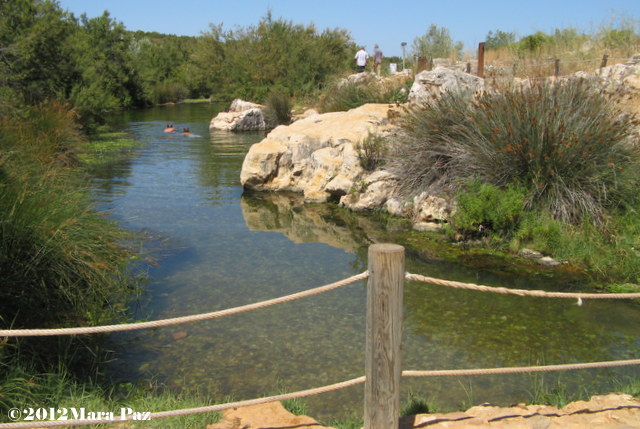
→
(354, 46, 369, 73)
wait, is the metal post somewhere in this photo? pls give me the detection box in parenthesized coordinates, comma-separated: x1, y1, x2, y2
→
(364, 243, 405, 429)
(477, 42, 485, 78)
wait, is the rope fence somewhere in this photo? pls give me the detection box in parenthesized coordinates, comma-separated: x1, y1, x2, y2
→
(3, 356, 640, 428)
(405, 272, 640, 300)
(0, 272, 368, 337)
(3, 243, 640, 428)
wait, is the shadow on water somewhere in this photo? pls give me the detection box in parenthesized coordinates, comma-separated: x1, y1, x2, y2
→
(96, 104, 640, 421)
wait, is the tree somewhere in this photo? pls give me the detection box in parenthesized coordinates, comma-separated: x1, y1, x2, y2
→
(186, 12, 353, 102)
(68, 12, 142, 130)
(518, 31, 551, 53)
(485, 30, 516, 50)
(177, 24, 227, 100)
(412, 24, 463, 59)
(0, 0, 75, 110)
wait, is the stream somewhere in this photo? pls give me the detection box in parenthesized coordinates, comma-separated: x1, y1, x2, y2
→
(90, 103, 640, 420)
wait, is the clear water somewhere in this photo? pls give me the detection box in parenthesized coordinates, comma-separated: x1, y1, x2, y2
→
(92, 103, 640, 420)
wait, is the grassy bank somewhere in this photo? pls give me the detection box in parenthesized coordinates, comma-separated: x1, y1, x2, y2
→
(0, 102, 147, 419)
(0, 365, 220, 427)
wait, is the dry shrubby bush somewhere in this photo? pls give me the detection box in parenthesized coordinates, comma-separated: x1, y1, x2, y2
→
(389, 78, 640, 225)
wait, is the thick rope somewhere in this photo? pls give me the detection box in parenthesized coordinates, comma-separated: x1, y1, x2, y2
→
(406, 272, 640, 300)
(403, 358, 640, 378)
(0, 376, 366, 428)
(0, 272, 368, 337)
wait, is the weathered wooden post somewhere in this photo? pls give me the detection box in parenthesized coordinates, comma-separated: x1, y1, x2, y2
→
(417, 56, 428, 72)
(554, 59, 560, 77)
(364, 243, 405, 429)
(477, 42, 485, 78)
(601, 54, 609, 68)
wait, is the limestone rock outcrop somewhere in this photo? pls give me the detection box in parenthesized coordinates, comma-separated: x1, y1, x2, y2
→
(209, 99, 275, 131)
(207, 401, 333, 429)
(240, 103, 396, 203)
(408, 66, 485, 104)
(402, 393, 640, 428)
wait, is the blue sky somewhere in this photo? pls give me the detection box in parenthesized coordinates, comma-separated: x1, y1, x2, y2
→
(57, 0, 640, 57)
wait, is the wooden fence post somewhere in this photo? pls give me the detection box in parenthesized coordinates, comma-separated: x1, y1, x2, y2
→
(601, 54, 609, 68)
(477, 42, 485, 78)
(364, 243, 405, 429)
(554, 59, 560, 77)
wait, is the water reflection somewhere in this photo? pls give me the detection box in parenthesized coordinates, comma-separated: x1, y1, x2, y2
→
(237, 189, 640, 412)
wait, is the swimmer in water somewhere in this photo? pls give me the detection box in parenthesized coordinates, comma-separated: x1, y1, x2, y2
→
(164, 123, 176, 133)
(182, 127, 192, 136)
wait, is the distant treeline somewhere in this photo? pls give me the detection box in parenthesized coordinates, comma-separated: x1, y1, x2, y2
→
(0, 1, 355, 132)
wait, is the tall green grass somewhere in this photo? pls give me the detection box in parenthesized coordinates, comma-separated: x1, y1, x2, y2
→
(0, 101, 139, 372)
(0, 365, 220, 427)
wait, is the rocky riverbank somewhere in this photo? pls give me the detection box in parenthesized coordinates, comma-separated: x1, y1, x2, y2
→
(206, 393, 640, 428)
(235, 58, 640, 234)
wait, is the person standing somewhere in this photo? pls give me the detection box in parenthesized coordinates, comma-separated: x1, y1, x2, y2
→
(354, 46, 369, 73)
(372, 44, 384, 76)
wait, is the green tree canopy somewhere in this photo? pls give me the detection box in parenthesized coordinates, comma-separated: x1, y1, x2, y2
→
(485, 29, 516, 50)
(68, 11, 142, 130)
(412, 24, 463, 59)
(0, 0, 75, 110)
(185, 12, 354, 102)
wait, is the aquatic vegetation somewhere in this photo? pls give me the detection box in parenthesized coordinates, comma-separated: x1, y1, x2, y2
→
(77, 131, 142, 168)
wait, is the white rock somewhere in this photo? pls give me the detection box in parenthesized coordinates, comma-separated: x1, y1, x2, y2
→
(408, 66, 485, 105)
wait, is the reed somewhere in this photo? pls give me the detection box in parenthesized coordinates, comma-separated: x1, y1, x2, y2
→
(0, 101, 139, 372)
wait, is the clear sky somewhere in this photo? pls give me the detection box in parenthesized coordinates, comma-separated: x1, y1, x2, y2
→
(56, 0, 640, 57)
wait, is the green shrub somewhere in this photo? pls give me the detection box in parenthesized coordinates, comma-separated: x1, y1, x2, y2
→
(514, 212, 566, 255)
(1, 101, 84, 167)
(400, 394, 433, 417)
(318, 78, 378, 112)
(390, 79, 640, 225)
(356, 133, 388, 171)
(149, 81, 190, 104)
(263, 92, 292, 126)
(451, 180, 525, 238)
(318, 76, 411, 113)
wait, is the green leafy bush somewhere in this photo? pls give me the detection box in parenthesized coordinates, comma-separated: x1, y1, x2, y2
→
(390, 79, 640, 225)
(451, 180, 525, 237)
(149, 81, 190, 104)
